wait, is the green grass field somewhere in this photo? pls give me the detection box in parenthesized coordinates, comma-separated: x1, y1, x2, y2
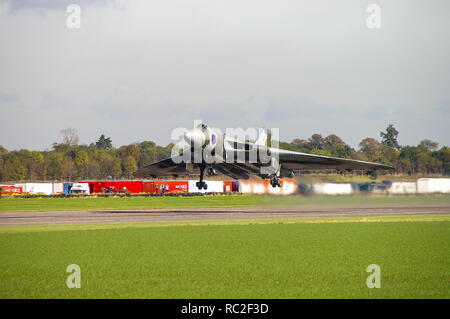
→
(1, 215, 449, 298)
(1, 194, 449, 212)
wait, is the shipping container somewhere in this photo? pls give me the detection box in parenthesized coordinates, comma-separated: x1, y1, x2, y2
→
(81, 181, 144, 194)
(417, 178, 450, 193)
(238, 180, 269, 194)
(223, 181, 234, 192)
(238, 180, 253, 194)
(188, 180, 224, 193)
(53, 183, 64, 194)
(390, 182, 417, 194)
(15, 183, 54, 195)
(231, 181, 240, 192)
(1, 186, 23, 194)
(312, 183, 353, 195)
(154, 181, 189, 194)
(239, 179, 297, 195)
(357, 182, 370, 192)
(369, 182, 389, 194)
(142, 181, 155, 193)
(63, 183, 73, 195)
(268, 179, 297, 195)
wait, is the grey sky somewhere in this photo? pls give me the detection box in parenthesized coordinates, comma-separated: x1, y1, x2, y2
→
(0, 0, 449, 151)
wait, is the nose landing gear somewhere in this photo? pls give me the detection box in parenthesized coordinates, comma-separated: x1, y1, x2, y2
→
(196, 163, 208, 190)
(196, 181, 208, 190)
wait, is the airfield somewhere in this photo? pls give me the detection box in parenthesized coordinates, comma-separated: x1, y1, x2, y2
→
(1, 194, 449, 299)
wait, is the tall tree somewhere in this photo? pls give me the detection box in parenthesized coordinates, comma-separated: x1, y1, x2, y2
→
(359, 137, 381, 160)
(122, 156, 138, 178)
(436, 147, 450, 175)
(308, 134, 324, 150)
(420, 139, 438, 151)
(3, 153, 27, 181)
(60, 128, 79, 147)
(96, 134, 113, 150)
(323, 134, 354, 158)
(380, 124, 400, 150)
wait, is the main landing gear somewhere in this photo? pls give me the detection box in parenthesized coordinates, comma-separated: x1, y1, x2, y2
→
(196, 163, 208, 190)
(270, 176, 281, 188)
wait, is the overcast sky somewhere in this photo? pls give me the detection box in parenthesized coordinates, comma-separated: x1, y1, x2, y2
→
(0, 0, 449, 151)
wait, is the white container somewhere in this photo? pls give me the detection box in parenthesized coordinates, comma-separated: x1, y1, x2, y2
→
(312, 183, 353, 195)
(188, 180, 224, 193)
(281, 179, 298, 195)
(53, 183, 64, 194)
(390, 182, 417, 194)
(15, 183, 53, 195)
(238, 180, 253, 194)
(403, 182, 417, 194)
(267, 179, 298, 195)
(238, 179, 298, 195)
(417, 178, 450, 193)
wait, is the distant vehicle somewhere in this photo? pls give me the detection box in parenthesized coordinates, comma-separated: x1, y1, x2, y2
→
(69, 183, 90, 195)
(134, 123, 394, 190)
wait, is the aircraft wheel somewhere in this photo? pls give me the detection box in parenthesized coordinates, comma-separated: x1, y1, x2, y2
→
(196, 181, 207, 190)
(270, 178, 281, 188)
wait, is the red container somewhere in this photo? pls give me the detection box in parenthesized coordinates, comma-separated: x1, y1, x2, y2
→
(81, 181, 144, 194)
(142, 181, 155, 193)
(1, 186, 23, 194)
(153, 181, 188, 194)
(223, 181, 233, 192)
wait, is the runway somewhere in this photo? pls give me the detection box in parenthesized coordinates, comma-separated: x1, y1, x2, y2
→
(1, 203, 449, 226)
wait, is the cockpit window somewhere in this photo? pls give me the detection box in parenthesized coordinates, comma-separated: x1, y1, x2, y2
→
(196, 123, 208, 130)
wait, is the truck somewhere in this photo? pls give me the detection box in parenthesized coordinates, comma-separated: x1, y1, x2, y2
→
(69, 183, 90, 195)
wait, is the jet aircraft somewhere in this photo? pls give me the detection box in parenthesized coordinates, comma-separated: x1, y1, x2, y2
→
(133, 123, 394, 189)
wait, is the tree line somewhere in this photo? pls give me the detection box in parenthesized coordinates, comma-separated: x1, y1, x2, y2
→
(0, 130, 172, 182)
(278, 125, 448, 176)
(0, 125, 448, 182)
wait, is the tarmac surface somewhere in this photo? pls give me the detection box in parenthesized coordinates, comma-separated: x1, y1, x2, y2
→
(0, 203, 449, 226)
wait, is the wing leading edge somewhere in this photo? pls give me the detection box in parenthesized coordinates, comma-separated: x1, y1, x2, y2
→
(274, 148, 394, 171)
